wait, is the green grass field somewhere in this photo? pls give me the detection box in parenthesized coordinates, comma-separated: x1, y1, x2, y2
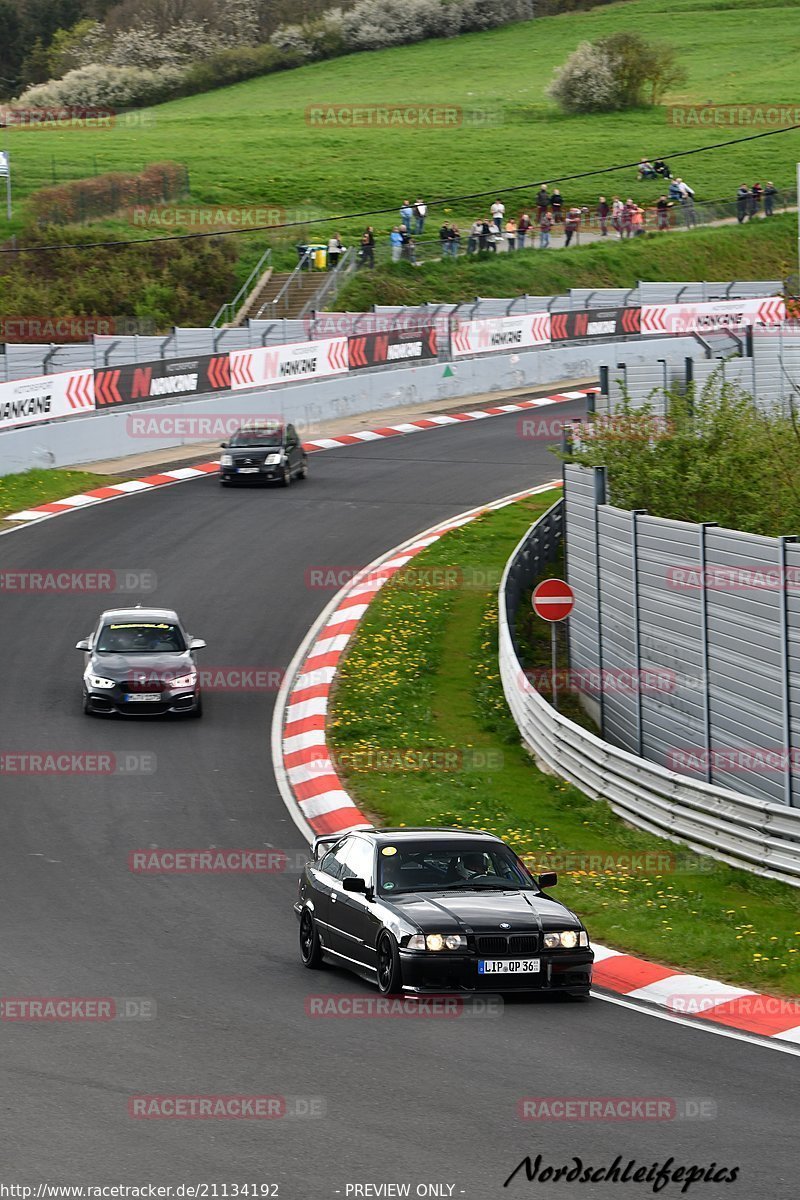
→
(328, 494, 800, 995)
(0, 469, 112, 518)
(337, 212, 798, 309)
(5, 0, 800, 255)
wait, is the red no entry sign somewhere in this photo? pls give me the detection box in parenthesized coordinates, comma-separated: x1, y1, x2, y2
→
(532, 578, 575, 622)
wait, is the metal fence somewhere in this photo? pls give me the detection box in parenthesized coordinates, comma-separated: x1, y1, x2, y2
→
(2, 278, 783, 382)
(499, 499, 800, 885)
(563, 463, 800, 809)
(596, 323, 800, 416)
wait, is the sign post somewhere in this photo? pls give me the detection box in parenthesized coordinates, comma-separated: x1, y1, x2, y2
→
(531, 579, 576, 711)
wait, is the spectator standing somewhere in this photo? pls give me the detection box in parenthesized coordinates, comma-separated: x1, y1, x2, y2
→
(631, 204, 645, 235)
(551, 188, 563, 222)
(539, 209, 553, 249)
(390, 227, 403, 262)
(327, 233, 345, 269)
(478, 218, 491, 252)
(675, 179, 697, 227)
(468, 219, 482, 253)
(611, 196, 624, 237)
(505, 217, 518, 251)
(656, 196, 672, 231)
(358, 228, 375, 268)
(564, 206, 580, 246)
(491, 199, 505, 231)
(622, 198, 635, 238)
(400, 200, 413, 230)
(517, 213, 532, 249)
(668, 178, 682, 202)
(488, 221, 501, 252)
(597, 196, 609, 236)
(413, 199, 427, 235)
(448, 223, 461, 257)
(535, 186, 550, 221)
(750, 183, 763, 217)
(764, 181, 777, 216)
(439, 220, 450, 255)
(736, 184, 750, 223)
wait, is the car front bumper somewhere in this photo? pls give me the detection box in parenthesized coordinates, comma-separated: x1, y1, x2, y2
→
(397, 949, 594, 995)
(84, 686, 201, 716)
(220, 465, 283, 483)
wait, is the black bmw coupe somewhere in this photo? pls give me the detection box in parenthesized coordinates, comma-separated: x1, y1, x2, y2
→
(295, 827, 593, 996)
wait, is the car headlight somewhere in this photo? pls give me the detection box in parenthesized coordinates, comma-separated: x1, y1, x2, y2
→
(406, 933, 468, 951)
(543, 930, 587, 949)
(169, 672, 197, 689)
(264, 453, 283, 465)
(220, 454, 232, 466)
(85, 673, 115, 689)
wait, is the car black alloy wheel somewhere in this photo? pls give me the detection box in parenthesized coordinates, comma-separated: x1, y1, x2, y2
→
(376, 932, 402, 994)
(300, 909, 324, 968)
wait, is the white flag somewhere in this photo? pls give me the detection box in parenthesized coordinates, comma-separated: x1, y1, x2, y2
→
(0, 151, 9, 178)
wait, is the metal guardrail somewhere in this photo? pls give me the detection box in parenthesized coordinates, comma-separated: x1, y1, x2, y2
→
(498, 500, 800, 887)
(300, 248, 356, 320)
(211, 248, 272, 328)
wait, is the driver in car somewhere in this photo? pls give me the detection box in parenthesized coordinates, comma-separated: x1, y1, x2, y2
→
(454, 852, 489, 880)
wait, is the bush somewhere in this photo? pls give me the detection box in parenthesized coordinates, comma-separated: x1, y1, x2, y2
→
(15, 63, 185, 109)
(547, 31, 686, 113)
(565, 382, 800, 537)
(181, 44, 304, 94)
(29, 161, 188, 225)
(545, 40, 617, 114)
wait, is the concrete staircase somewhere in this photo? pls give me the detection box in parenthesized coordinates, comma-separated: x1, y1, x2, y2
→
(240, 268, 325, 322)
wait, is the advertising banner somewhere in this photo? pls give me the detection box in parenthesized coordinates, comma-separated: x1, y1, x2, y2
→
(348, 327, 438, 369)
(550, 308, 641, 341)
(0, 368, 94, 431)
(93, 354, 230, 408)
(230, 339, 349, 390)
(450, 314, 551, 357)
(641, 297, 784, 334)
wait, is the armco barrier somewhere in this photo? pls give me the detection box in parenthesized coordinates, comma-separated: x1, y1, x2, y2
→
(499, 501, 800, 886)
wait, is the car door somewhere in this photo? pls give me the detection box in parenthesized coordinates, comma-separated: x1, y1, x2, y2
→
(285, 424, 301, 474)
(327, 836, 382, 971)
(309, 838, 351, 951)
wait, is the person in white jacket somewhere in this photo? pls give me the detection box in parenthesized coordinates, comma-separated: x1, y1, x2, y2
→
(490, 199, 505, 231)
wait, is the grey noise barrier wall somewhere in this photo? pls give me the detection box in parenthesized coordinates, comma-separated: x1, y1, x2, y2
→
(0, 337, 699, 476)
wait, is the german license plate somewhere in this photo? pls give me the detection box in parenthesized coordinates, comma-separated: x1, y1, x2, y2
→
(478, 958, 540, 974)
(237, 467, 260, 474)
(124, 693, 162, 702)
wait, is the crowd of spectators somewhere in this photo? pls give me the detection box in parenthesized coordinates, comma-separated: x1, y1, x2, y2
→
(348, 173, 784, 267)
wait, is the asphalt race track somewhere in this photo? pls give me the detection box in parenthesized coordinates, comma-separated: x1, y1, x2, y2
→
(1, 401, 796, 1198)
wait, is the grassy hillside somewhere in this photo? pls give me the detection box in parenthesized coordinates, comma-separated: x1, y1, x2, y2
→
(6, 0, 800, 244)
(336, 213, 798, 309)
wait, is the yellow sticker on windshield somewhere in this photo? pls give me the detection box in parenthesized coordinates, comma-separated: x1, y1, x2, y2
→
(381, 846, 398, 856)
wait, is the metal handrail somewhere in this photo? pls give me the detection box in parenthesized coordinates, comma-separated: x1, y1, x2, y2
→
(211, 247, 272, 328)
(256, 249, 314, 320)
(299, 247, 356, 320)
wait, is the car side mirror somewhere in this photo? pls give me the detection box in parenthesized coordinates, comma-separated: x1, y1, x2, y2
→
(75, 639, 91, 651)
(538, 871, 558, 890)
(220, 442, 228, 449)
(342, 877, 368, 894)
(189, 638, 206, 650)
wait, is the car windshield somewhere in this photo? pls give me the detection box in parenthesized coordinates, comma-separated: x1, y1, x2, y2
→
(377, 839, 536, 895)
(96, 622, 186, 654)
(229, 428, 283, 447)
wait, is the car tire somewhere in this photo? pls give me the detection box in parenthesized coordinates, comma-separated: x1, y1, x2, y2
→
(376, 932, 403, 995)
(280, 465, 292, 488)
(220, 479, 231, 487)
(82, 692, 92, 715)
(297, 458, 308, 480)
(299, 909, 324, 969)
(190, 696, 203, 719)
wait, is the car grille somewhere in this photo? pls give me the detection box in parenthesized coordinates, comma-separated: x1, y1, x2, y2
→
(123, 679, 166, 693)
(476, 934, 539, 956)
(233, 455, 266, 466)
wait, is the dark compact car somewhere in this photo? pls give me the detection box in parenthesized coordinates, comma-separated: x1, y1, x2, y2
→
(219, 423, 307, 487)
(77, 606, 206, 717)
(295, 827, 593, 996)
